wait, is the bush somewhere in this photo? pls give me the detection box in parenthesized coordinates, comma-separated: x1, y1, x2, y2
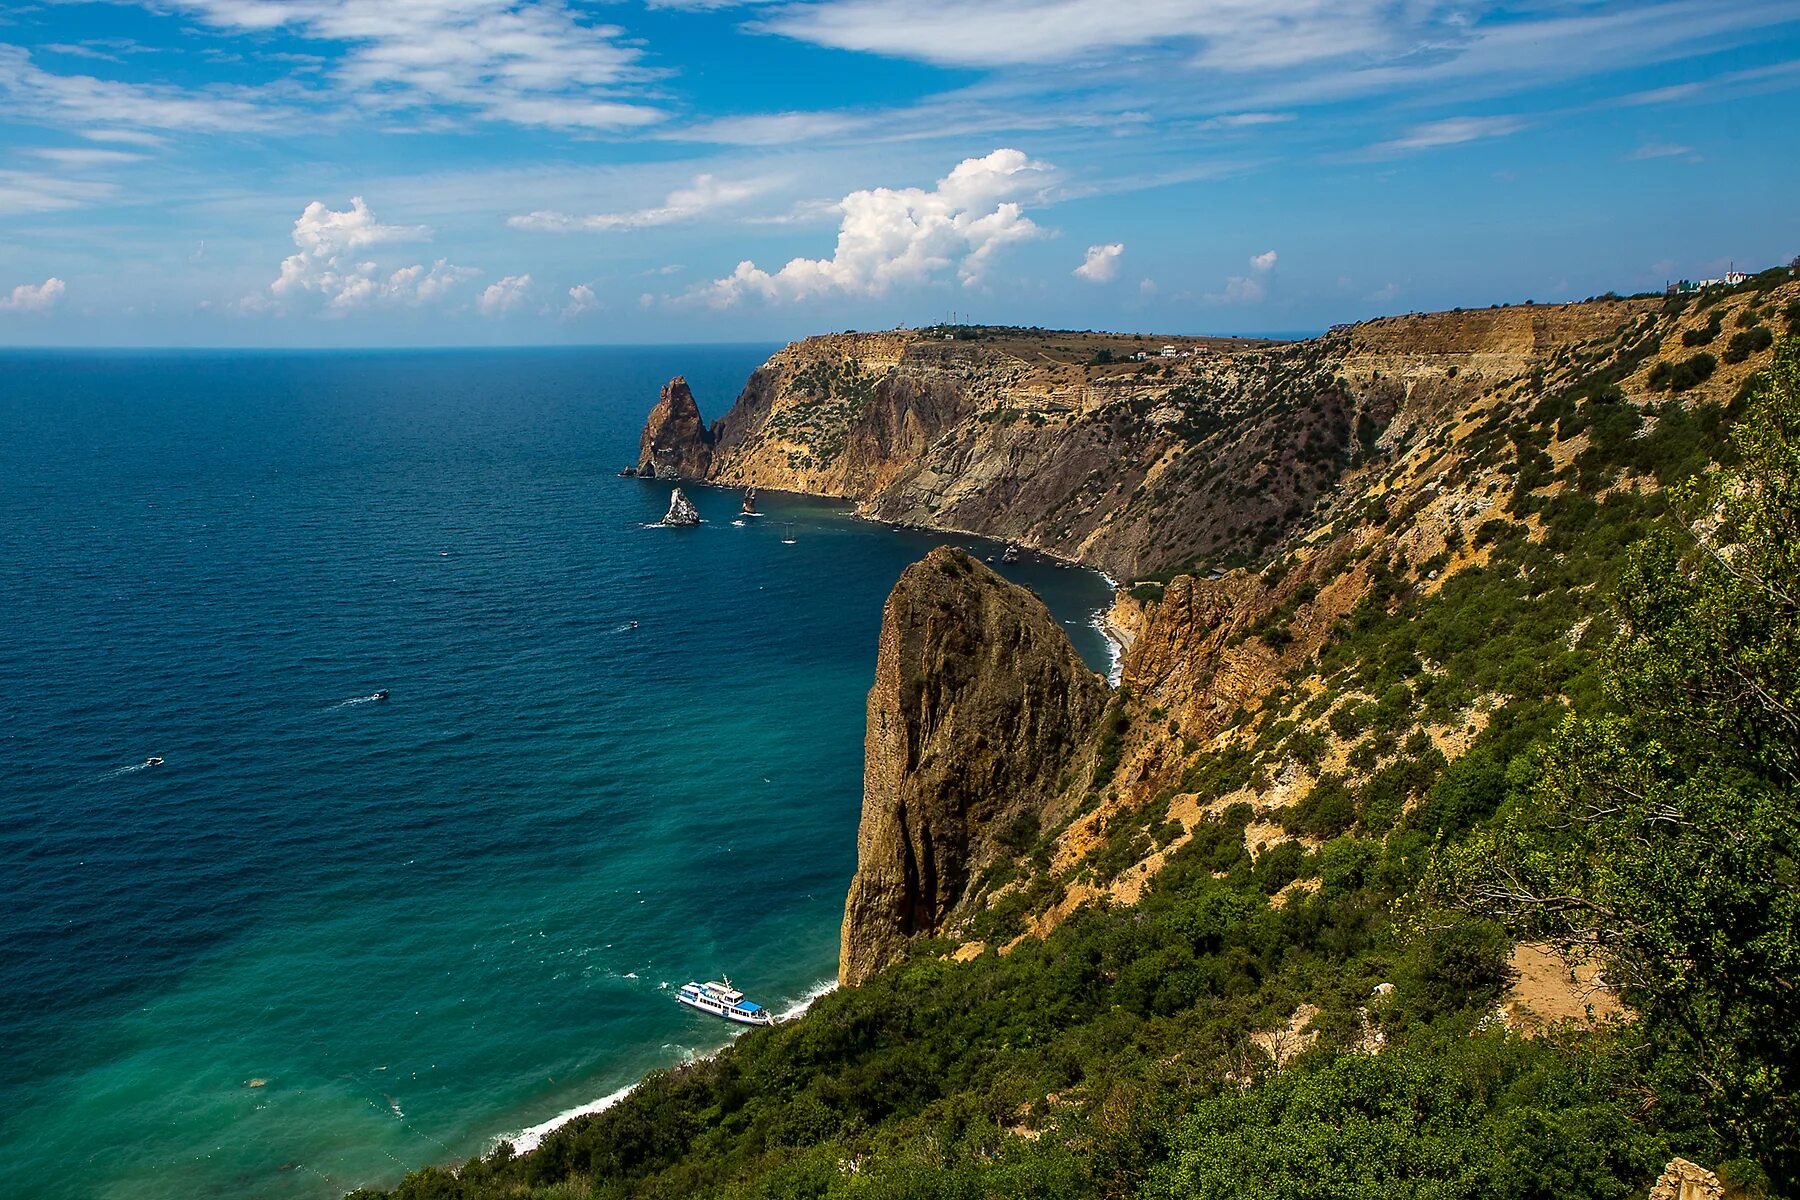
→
(1647, 352, 1717, 393)
(1723, 326, 1774, 365)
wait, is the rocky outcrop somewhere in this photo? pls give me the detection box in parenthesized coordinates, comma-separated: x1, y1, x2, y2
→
(638, 377, 714, 480)
(662, 488, 701, 526)
(840, 547, 1108, 985)
(1647, 1159, 1724, 1200)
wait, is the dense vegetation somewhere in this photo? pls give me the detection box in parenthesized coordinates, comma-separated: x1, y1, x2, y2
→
(355, 336, 1798, 1200)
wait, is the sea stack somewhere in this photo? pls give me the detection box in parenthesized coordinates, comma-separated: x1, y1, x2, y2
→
(637, 376, 715, 480)
(839, 547, 1107, 987)
(663, 488, 701, 526)
(742, 486, 758, 515)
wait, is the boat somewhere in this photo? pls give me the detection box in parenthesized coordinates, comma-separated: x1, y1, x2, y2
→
(373, 689, 390, 701)
(675, 978, 776, 1026)
(781, 523, 797, 545)
(1001, 543, 1021, 563)
(144, 757, 164, 767)
(741, 486, 760, 516)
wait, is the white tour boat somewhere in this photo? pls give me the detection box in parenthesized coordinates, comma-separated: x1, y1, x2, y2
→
(675, 978, 775, 1026)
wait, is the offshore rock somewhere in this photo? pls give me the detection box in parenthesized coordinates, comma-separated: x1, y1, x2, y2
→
(839, 547, 1107, 986)
(638, 376, 714, 480)
(663, 488, 701, 526)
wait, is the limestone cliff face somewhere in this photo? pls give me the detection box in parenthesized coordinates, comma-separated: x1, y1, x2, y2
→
(637, 376, 714, 479)
(839, 547, 1107, 986)
(670, 303, 1663, 579)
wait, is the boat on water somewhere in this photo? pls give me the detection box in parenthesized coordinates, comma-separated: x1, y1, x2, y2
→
(143, 757, 164, 767)
(373, 689, 390, 701)
(675, 978, 776, 1026)
(1001, 543, 1022, 563)
(780, 522, 797, 545)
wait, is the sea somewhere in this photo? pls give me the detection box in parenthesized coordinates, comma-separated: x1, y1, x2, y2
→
(0, 346, 1116, 1200)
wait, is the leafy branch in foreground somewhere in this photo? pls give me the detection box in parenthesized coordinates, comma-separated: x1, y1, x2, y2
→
(1434, 339, 1800, 1189)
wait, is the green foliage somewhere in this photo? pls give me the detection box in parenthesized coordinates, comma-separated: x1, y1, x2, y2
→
(1647, 352, 1717, 393)
(1723, 325, 1774, 365)
(1148, 1039, 1666, 1200)
(1437, 340, 1800, 1186)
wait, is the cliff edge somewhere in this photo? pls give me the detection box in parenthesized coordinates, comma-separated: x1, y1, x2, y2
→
(840, 547, 1107, 986)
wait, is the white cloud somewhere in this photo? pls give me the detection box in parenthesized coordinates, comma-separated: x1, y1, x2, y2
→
(479, 274, 532, 315)
(264, 196, 480, 312)
(0, 169, 117, 215)
(0, 45, 277, 132)
(753, 0, 1400, 70)
(1364, 115, 1525, 157)
(138, 0, 662, 130)
(1626, 141, 1694, 160)
(1139, 278, 1159, 296)
(511, 175, 766, 232)
(1207, 251, 1278, 305)
(27, 147, 149, 166)
(0, 277, 67, 312)
(660, 111, 865, 146)
(1074, 242, 1124, 283)
(702, 148, 1052, 305)
(564, 283, 598, 316)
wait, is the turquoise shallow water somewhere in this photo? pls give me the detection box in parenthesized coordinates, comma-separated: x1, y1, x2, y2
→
(0, 347, 1114, 1200)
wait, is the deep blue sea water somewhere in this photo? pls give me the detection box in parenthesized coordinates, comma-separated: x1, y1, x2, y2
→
(0, 347, 1115, 1200)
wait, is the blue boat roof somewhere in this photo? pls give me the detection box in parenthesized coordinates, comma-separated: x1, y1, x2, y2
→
(737, 1001, 762, 1012)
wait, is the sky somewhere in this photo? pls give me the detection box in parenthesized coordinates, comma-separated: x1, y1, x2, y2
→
(1, 0, 1797, 346)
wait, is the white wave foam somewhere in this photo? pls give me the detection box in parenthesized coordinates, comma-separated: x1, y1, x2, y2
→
(501, 1081, 637, 1154)
(778, 978, 837, 1021)
(494, 979, 836, 1156)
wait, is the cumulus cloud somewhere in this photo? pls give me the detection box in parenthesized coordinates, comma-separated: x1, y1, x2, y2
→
(702, 148, 1051, 306)
(564, 283, 598, 316)
(264, 196, 481, 312)
(1074, 242, 1124, 283)
(479, 274, 532, 315)
(1210, 250, 1278, 305)
(511, 175, 764, 232)
(0, 277, 67, 311)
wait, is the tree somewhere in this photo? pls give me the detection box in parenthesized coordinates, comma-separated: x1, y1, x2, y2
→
(1435, 339, 1800, 1188)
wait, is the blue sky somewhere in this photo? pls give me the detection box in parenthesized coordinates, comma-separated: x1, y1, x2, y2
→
(1, 0, 1797, 346)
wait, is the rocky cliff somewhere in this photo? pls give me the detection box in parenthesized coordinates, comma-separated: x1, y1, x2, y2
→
(633, 281, 1800, 983)
(637, 307, 1671, 579)
(637, 376, 714, 479)
(840, 546, 1107, 985)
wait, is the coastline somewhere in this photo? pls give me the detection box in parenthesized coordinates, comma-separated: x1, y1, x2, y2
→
(498, 978, 838, 1155)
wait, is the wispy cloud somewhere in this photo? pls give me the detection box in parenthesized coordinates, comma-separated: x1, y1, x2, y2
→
(1626, 142, 1694, 160)
(134, 0, 663, 130)
(510, 175, 768, 232)
(0, 168, 117, 214)
(1362, 115, 1525, 157)
(0, 45, 279, 132)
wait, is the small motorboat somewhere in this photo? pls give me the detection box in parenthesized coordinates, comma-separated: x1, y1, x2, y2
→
(628, 620, 640, 630)
(373, 690, 390, 701)
(144, 757, 164, 767)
